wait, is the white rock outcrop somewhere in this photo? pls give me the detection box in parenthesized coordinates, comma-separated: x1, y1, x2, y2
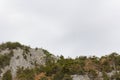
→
(0, 48, 46, 80)
(72, 75, 90, 80)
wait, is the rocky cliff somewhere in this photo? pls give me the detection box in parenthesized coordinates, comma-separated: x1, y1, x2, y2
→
(0, 42, 120, 80)
(0, 42, 56, 80)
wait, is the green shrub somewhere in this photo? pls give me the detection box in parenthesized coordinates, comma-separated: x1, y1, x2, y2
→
(16, 68, 35, 80)
(0, 54, 11, 68)
(0, 42, 30, 50)
(102, 71, 109, 80)
(88, 69, 98, 79)
(2, 70, 12, 80)
(40, 77, 48, 80)
(0, 42, 22, 50)
(62, 74, 72, 80)
(53, 72, 64, 80)
(42, 49, 52, 56)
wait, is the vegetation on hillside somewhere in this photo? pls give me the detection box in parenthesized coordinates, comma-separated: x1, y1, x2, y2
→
(0, 51, 13, 68)
(2, 70, 12, 80)
(15, 52, 120, 80)
(0, 42, 30, 50)
(0, 42, 120, 80)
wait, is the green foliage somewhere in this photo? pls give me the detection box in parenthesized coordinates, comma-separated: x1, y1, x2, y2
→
(62, 74, 72, 80)
(38, 53, 120, 79)
(16, 68, 35, 80)
(53, 71, 64, 80)
(2, 70, 12, 80)
(115, 55, 120, 66)
(14, 52, 120, 79)
(75, 56, 86, 67)
(88, 69, 98, 79)
(40, 77, 48, 80)
(0, 42, 22, 50)
(23, 46, 30, 54)
(34, 65, 45, 74)
(0, 54, 12, 68)
(88, 56, 99, 64)
(102, 71, 109, 80)
(43, 49, 55, 66)
(42, 49, 52, 57)
(0, 42, 30, 50)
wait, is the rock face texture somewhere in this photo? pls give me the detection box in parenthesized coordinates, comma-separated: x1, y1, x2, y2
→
(72, 75, 90, 80)
(71, 71, 118, 80)
(0, 48, 46, 80)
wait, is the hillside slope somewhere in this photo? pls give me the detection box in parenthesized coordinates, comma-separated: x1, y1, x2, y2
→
(0, 42, 56, 80)
(0, 42, 120, 80)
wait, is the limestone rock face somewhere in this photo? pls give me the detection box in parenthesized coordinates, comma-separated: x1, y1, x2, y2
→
(72, 75, 90, 80)
(0, 48, 46, 80)
(71, 71, 117, 80)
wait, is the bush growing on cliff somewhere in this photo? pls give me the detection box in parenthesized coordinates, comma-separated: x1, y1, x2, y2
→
(2, 70, 12, 80)
(0, 54, 11, 68)
(0, 42, 30, 50)
(102, 71, 109, 80)
(16, 68, 35, 80)
(0, 42, 22, 50)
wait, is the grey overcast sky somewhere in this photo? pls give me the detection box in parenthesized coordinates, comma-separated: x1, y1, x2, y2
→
(0, 0, 120, 58)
